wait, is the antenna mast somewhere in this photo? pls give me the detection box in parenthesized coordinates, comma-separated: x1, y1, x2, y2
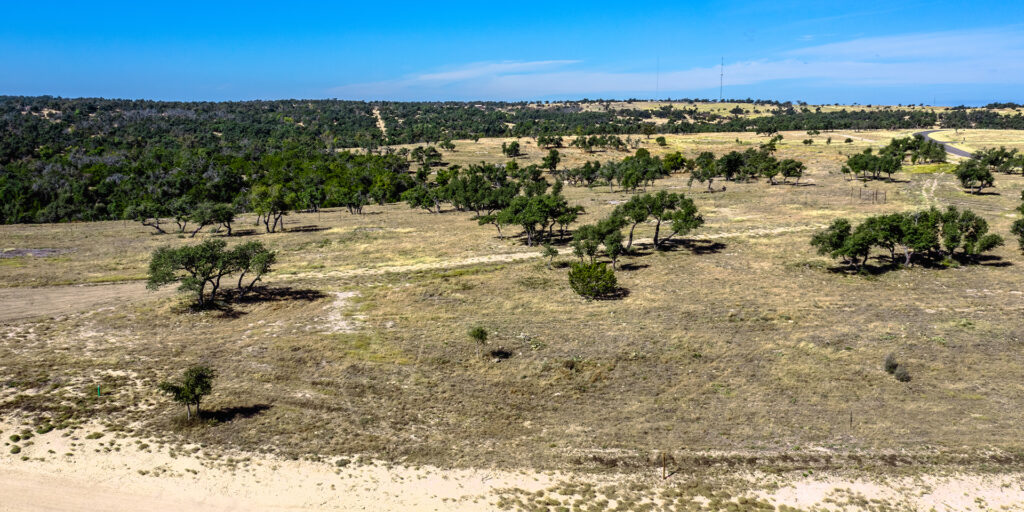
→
(719, 57, 724, 102)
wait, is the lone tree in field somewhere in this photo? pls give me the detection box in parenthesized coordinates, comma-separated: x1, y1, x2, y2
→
(468, 326, 488, 356)
(188, 202, 236, 237)
(541, 243, 559, 268)
(954, 159, 995, 194)
(501, 141, 521, 158)
(542, 149, 561, 173)
(147, 239, 276, 307)
(125, 201, 168, 234)
(159, 365, 215, 421)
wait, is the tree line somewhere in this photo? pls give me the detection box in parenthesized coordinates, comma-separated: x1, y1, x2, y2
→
(811, 207, 1003, 270)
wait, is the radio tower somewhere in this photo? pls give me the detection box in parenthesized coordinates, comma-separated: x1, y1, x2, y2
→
(719, 57, 724, 102)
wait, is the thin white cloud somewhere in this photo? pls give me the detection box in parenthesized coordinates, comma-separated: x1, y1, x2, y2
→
(329, 26, 1024, 100)
(787, 26, 1024, 60)
(416, 60, 580, 82)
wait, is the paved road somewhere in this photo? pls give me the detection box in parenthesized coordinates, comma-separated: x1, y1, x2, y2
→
(915, 130, 974, 158)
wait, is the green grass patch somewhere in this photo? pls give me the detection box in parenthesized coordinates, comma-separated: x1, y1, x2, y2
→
(906, 163, 955, 174)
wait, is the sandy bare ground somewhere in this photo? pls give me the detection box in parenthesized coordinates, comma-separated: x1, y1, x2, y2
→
(0, 224, 827, 322)
(3, 417, 1024, 511)
(372, 107, 387, 136)
(0, 282, 167, 323)
(0, 420, 557, 512)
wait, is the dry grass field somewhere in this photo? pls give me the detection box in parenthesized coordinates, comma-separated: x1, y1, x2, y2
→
(4, 129, 1024, 509)
(927, 128, 1024, 155)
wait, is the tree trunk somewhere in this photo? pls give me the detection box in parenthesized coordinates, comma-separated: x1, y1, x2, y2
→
(626, 222, 639, 250)
(186, 403, 192, 421)
(143, 220, 166, 234)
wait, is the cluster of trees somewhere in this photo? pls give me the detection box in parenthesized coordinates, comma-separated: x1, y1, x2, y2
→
(558, 149, 681, 191)
(562, 190, 704, 298)
(147, 239, 276, 307)
(568, 134, 633, 152)
(397, 160, 581, 246)
(954, 160, 995, 194)
(571, 191, 704, 264)
(8, 94, 1024, 226)
(558, 138, 809, 194)
(482, 180, 581, 246)
(949, 146, 1024, 195)
(973, 146, 1024, 174)
(687, 137, 806, 189)
(811, 206, 1003, 269)
(881, 135, 947, 164)
(841, 149, 903, 181)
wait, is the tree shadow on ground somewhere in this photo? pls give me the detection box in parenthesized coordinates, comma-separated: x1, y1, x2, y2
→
(231, 286, 328, 304)
(285, 225, 329, 233)
(658, 239, 727, 255)
(826, 253, 1011, 275)
(198, 286, 328, 318)
(975, 254, 1012, 267)
(618, 262, 650, 272)
(595, 287, 630, 301)
(204, 403, 272, 423)
(222, 228, 260, 237)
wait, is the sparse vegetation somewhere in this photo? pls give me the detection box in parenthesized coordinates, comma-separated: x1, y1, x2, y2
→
(5, 125, 1024, 504)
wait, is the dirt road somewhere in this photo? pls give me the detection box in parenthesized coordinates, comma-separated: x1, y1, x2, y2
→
(0, 282, 156, 323)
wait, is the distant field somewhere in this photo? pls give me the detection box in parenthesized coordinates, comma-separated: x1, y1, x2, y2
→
(927, 128, 1024, 154)
(545, 100, 1022, 118)
(380, 128, 918, 172)
(4, 129, 1024, 508)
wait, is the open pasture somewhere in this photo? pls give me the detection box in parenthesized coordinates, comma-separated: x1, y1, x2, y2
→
(4, 130, 1024, 512)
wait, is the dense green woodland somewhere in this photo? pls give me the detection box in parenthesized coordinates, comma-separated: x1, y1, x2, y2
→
(3, 95, 1024, 224)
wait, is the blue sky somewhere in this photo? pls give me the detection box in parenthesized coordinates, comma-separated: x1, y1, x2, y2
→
(2, 1, 1023, 105)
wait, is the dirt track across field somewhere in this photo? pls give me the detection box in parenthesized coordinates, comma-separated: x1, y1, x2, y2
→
(0, 224, 828, 322)
(0, 282, 153, 322)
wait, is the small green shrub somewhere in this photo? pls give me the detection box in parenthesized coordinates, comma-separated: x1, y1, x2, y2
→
(468, 326, 488, 356)
(884, 353, 898, 374)
(85, 432, 104, 440)
(468, 326, 487, 344)
(568, 262, 617, 300)
(36, 424, 54, 434)
(894, 365, 911, 382)
(10, 445, 20, 454)
(8, 434, 20, 443)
